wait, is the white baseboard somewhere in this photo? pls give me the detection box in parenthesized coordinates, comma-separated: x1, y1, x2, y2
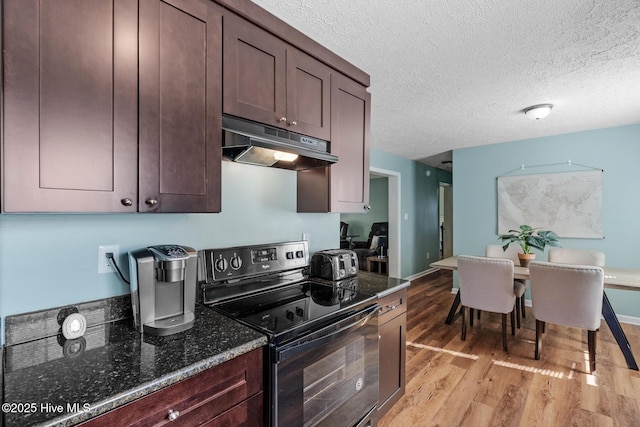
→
(405, 267, 439, 282)
(615, 314, 640, 326)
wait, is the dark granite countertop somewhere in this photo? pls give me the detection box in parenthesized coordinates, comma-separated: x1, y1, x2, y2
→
(2, 303, 267, 427)
(356, 270, 410, 297)
(2, 271, 406, 426)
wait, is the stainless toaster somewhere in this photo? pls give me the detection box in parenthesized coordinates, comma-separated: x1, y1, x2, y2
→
(310, 249, 359, 281)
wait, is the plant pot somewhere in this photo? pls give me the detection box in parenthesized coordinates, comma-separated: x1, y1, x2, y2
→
(518, 253, 536, 267)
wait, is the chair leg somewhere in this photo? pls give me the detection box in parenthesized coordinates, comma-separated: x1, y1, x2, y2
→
(461, 306, 467, 341)
(515, 301, 521, 328)
(520, 295, 526, 318)
(535, 320, 543, 360)
(469, 308, 474, 327)
(588, 330, 597, 372)
(502, 313, 508, 352)
(477, 310, 481, 320)
(510, 309, 515, 336)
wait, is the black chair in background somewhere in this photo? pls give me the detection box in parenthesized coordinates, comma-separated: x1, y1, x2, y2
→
(351, 222, 388, 269)
(340, 221, 350, 249)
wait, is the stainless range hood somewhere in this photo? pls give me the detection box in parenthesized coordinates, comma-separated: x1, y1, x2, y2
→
(222, 115, 338, 170)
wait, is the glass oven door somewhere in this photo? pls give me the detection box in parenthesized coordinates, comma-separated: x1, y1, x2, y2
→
(272, 304, 380, 427)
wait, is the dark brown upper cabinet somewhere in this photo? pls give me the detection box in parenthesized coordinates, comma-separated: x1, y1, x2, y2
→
(138, 0, 222, 213)
(297, 73, 371, 213)
(3, 0, 138, 213)
(223, 13, 331, 141)
(2, 0, 222, 213)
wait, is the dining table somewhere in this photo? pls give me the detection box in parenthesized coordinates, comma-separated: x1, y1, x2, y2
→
(430, 255, 640, 370)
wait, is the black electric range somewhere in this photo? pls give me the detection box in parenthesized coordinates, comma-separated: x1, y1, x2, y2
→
(197, 241, 380, 427)
(197, 241, 376, 345)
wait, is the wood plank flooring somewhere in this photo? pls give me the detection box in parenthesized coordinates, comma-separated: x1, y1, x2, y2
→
(378, 270, 640, 427)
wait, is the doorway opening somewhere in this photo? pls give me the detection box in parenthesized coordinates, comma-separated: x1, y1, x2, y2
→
(339, 168, 401, 277)
(439, 183, 453, 259)
(369, 167, 401, 277)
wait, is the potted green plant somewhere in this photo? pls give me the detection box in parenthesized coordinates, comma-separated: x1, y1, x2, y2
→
(499, 224, 560, 267)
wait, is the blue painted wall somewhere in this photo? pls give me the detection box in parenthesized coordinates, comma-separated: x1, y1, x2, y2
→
(0, 149, 452, 344)
(452, 123, 640, 318)
(0, 162, 337, 344)
(370, 149, 452, 277)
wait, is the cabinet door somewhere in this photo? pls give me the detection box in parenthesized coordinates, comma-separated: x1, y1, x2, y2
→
(378, 311, 407, 417)
(2, 0, 138, 212)
(223, 13, 287, 128)
(330, 73, 371, 212)
(139, 0, 222, 213)
(286, 48, 331, 140)
(297, 73, 370, 213)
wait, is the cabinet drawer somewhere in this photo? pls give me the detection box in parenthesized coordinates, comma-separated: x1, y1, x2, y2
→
(204, 392, 263, 427)
(82, 348, 262, 426)
(378, 288, 407, 324)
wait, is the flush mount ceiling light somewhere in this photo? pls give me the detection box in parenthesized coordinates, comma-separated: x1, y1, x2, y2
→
(524, 104, 553, 120)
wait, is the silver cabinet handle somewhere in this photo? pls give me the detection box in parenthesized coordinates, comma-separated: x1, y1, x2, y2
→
(145, 197, 158, 206)
(120, 198, 133, 207)
(279, 117, 287, 123)
(288, 120, 297, 126)
(386, 304, 397, 310)
(167, 409, 180, 421)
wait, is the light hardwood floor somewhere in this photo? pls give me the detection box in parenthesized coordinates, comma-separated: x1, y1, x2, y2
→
(379, 270, 640, 427)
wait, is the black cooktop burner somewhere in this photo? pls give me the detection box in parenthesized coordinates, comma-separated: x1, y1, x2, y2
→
(212, 280, 375, 344)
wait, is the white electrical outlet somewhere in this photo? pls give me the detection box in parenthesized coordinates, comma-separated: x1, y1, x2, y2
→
(98, 245, 120, 274)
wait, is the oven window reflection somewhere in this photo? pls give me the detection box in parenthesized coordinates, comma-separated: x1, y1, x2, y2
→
(303, 336, 365, 426)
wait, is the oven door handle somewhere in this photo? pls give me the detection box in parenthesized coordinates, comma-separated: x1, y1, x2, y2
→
(276, 304, 380, 363)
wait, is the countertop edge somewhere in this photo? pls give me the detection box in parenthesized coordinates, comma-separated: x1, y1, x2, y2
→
(39, 336, 268, 427)
(375, 280, 410, 298)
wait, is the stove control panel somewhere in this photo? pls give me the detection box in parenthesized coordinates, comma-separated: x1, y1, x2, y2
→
(246, 299, 309, 331)
(198, 240, 309, 282)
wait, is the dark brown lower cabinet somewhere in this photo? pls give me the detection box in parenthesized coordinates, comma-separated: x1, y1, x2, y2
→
(377, 288, 407, 418)
(81, 348, 263, 427)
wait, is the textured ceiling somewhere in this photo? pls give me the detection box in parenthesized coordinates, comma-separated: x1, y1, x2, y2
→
(250, 0, 640, 169)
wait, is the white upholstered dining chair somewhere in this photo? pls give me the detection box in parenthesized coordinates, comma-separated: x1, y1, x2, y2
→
(529, 261, 604, 372)
(548, 247, 605, 267)
(457, 255, 518, 352)
(486, 244, 527, 327)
